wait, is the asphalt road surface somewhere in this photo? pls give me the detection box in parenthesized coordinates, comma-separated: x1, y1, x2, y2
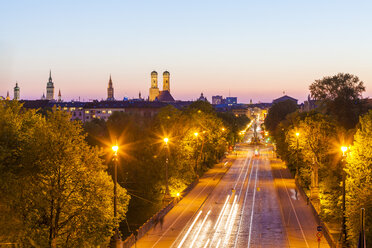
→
(132, 127, 330, 248)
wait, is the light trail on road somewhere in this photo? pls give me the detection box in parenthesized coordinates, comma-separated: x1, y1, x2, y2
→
(190, 210, 211, 248)
(247, 160, 259, 248)
(177, 210, 203, 248)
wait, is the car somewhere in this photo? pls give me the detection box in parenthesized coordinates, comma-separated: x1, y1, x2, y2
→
(254, 149, 260, 157)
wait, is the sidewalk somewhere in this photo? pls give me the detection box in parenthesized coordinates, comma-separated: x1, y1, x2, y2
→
(130, 155, 239, 248)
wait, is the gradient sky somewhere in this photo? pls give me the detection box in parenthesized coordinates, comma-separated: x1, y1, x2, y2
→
(1, 0, 371, 103)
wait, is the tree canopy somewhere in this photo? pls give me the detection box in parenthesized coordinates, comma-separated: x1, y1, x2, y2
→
(345, 110, 372, 246)
(0, 101, 130, 247)
(309, 73, 366, 129)
(264, 99, 298, 133)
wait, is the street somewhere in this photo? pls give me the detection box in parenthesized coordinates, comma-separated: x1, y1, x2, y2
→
(132, 129, 330, 248)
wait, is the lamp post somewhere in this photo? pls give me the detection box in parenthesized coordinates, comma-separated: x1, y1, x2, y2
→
(163, 137, 171, 200)
(340, 146, 348, 247)
(194, 132, 205, 177)
(295, 132, 300, 180)
(111, 144, 121, 243)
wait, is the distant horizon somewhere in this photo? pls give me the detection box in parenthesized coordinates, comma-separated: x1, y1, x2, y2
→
(1, 1, 371, 103)
(2, 70, 370, 104)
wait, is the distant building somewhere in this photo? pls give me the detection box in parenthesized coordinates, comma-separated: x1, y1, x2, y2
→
(197, 93, 208, 102)
(226, 97, 237, 105)
(46, 70, 55, 100)
(14, 82, 20, 100)
(149, 71, 160, 101)
(107, 75, 114, 101)
(58, 89, 62, 102)
(301, 95, 316, 112)
(212, 95, 223, 105)
(149, 71, 175, 102)
(6, 91, 10, 100)
(272, 95, 298, 105)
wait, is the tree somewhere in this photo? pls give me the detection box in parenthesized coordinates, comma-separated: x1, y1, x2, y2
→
(0, 101, 130, 247)
(264, 100, 298, 134)
(345, 110, 372, 246)
(309, 73, 366, 129)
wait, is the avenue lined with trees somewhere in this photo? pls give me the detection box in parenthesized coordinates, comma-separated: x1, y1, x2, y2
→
(83, 100, 250, 239)
(0, 100, 249, 246)
(264, 73, 370, 246)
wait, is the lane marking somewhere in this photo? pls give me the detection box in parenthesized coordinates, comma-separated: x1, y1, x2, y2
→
(233, 156, 256, 247)
(213, 195, 230, 229)
(248, 160, 259, 248)
(208, 149, 252, 247)
(177, 210, 203, 248)
(189, 210, 211, 248)
(278, 167, 310, 248)
(154, 156, 239, 247)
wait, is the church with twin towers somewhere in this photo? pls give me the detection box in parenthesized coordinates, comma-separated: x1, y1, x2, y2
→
(107, 70, 175, 102)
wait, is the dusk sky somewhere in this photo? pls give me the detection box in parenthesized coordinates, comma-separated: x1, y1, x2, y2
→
(1, 0, 371, 103)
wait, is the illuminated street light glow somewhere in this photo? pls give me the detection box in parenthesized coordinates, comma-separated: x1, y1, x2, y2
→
(164, 137, 169, 144)
(112, 145, 119, 154)
(176, 192, 180, 197)
(194, 132, 199, 137)
(295, 132, 300, 137)
(341, 146, 348, 156)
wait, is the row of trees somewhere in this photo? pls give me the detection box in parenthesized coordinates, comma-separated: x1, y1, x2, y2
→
(0, 101, 130, 247)
(265, 73, 371, 246)
(83, 101, 250, 238)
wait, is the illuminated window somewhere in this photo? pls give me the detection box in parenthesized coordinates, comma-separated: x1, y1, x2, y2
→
(102, 110, 106, 114)
(63, 107, 68, 111)
(70, 107, 76, 111)
(85, 110, 89, 114)
(108, 110, 112, 114)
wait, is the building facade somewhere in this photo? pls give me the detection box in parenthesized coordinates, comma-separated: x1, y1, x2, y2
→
(46, 70, 55, 100)
(107, 75, 114, 101)
(14, 82, 20, 100)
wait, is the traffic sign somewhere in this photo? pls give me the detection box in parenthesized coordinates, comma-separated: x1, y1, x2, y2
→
(316, 231, 323, 238)
(317, 225, 322, 232)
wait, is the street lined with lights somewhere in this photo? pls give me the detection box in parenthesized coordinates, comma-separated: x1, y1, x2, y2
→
(132, 121, 331, 248)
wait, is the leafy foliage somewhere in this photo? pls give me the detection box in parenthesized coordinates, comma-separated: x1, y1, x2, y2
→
(309, 73, 366, 129)
(83, 101, 249, 237)
(345, 110, 372, 246)
(264, 100, 298, 133)
(0, 101, 130, 247)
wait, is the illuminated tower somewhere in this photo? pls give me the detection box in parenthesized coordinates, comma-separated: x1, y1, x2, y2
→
(163, 71, 170, 92)
(58, 89, 62, 102)
(14, 82, 20, 100)
(46, 70, 55, 100)
(107, 75, 114, 101)
(149, 71, 160, 101)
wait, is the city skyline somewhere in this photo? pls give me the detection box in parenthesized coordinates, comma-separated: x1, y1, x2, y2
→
(1, 1, 372, 102)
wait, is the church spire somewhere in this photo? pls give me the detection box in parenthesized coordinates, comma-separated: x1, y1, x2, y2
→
(49, 70, 52, 82)
(107, 74, 114, 101)
(58, 89, 62, 102)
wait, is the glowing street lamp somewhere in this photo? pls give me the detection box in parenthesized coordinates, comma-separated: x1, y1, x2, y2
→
(194, 132, 199, 137)
(163, 137, 171, 200)
(340, 145, 349, 245)
(111, 143, 121, 242)
(295, 132, 300, 179)
(221, 127, 225, 132)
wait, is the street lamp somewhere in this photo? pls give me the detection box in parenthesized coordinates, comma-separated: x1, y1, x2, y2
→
(111, 144, 121, 243)
(295, 132, 300, 180)
(340, 145, 348, 246)
(163, 137, 171, 200)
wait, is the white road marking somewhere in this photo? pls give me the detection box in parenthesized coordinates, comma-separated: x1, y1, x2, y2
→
(278, 168, 310, 248)
(177, 210, 203, 248)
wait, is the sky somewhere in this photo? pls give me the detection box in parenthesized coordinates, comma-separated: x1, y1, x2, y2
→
(1, 0, 372, 103)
